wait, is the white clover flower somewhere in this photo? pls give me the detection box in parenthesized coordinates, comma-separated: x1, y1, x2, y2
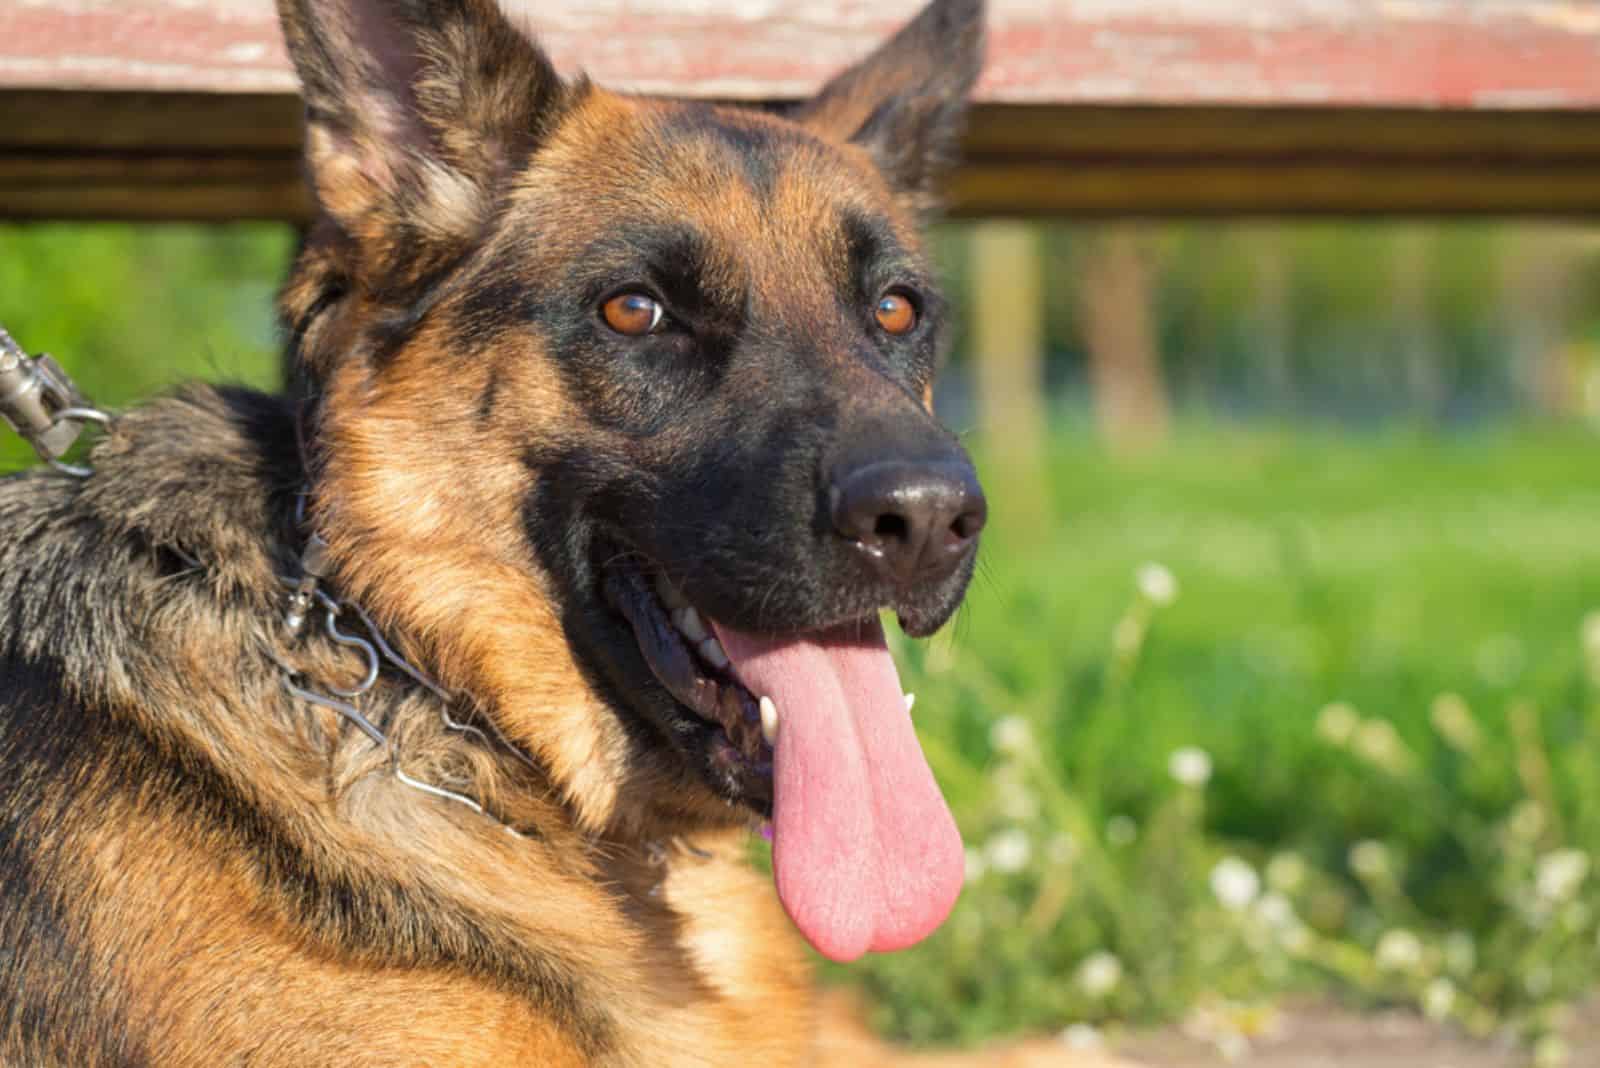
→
(1254, 892, 1296, 930)
(995, 773, 1040, 822)
(989, 716, 1033, 758)
(1181, 1003, 1265, 1060)
(1136, 562, 1179, 606)
(985, 828, 1032, 874)
(1047, 833, 1079, 866)
(1279, 923, 1312, 955)
(1349, 839, 1390, 879)
(1216, 1033, 1249, 1062)
(1429, 692, 1481, 753)
(1106, 815, 1138, 847)
(1375, 928, 1423, 972)
(1265, 851, 1308, 893)
(964, 847, 987, 883)
(1534, 1035, 1570, 1068)
(1210, 856, 1261, 911)
(1169, 746, 1213, 788)
(1536, 849, 1590, 905)
(1352, 718, 1413, 775)
(1058, 1023, 1103, 1050)
(1315, 702, 1359, 746)
(1422, 978, 1456, 1021)
(1076, 951, 1123, 998)
(1255, 893, 1312, 953)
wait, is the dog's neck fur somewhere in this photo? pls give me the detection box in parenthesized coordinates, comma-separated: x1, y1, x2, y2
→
(53, 386, 536, 817)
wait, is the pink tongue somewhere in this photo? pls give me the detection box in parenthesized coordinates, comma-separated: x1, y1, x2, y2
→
(711, 618, 964, 962)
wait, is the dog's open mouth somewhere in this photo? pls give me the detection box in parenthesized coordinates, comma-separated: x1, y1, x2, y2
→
(598, 550, 966, 962)
(601, 560, 775, 785)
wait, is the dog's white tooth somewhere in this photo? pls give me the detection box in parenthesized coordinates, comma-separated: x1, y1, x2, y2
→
(674, 606, 708, 643)
(904, 692, 916, 715)
(699, 637, 730, 670)
(760, 696, 779, 746)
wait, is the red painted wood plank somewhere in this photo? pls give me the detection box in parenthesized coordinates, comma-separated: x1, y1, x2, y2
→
(2, 0, 1599, 109)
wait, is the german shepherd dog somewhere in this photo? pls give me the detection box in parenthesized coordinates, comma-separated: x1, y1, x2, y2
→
(0, 0, 1009, 1063)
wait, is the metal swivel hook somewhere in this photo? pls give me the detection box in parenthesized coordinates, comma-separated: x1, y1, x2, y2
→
(0, 324, 112, 476)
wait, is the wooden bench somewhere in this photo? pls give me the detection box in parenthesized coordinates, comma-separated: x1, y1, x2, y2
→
(5, 0, 1600, 220)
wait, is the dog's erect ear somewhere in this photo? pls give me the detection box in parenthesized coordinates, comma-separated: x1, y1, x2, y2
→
(792, 0, 984, 212)
(276, 0, 564, 274)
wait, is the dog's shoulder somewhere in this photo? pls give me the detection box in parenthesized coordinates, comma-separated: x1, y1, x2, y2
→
(0, 383, 297, 725)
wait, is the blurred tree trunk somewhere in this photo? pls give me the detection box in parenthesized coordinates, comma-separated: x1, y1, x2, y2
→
(1078, 225, 1170, 450)
(1501, 226, 1587, 418)
(1390, 226, 1444, 420)
(970, 221, 1047, 536)
(1244, 226, 1293, 410)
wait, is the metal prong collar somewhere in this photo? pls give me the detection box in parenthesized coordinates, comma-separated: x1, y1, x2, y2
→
(284, 532, 331, 633)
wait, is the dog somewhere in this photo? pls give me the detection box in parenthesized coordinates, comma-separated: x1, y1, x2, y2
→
(0, 0, 1109, 1063)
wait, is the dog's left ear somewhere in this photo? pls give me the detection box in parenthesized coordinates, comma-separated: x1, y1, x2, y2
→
(793, 0, 984, 212)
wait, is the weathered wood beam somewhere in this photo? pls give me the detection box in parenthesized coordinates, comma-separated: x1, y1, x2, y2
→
(7, 92, 1600, 219)
(6, 1, 1600, 218)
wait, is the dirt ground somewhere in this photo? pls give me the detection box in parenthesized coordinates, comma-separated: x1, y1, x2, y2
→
(816, 994, 1600, 1068)
(1114, 1000, 1600, 1068)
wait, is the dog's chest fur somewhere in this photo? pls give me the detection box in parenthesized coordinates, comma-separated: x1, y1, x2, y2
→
(0, 386, 812, 1066)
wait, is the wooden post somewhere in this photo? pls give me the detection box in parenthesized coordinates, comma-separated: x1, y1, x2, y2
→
(1390, 226, 1443, 419)
(1501, 226, 1588, 418)
(970, 221, 1047, 537)
(1245, 226, 1294, 410)
(1079, 225, 1170, 451)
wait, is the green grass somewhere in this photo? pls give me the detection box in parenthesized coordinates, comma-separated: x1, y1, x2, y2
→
(1, 223, 288, 471)
(830, 424, 1600, 1055)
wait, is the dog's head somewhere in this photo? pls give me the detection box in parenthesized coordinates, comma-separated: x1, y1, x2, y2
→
(277, 0, 986, 960)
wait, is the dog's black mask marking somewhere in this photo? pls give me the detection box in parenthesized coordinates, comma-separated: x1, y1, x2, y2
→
(469, 109, 985, 811)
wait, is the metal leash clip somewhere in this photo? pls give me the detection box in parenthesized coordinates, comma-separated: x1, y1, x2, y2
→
(0, 323, 110, 477)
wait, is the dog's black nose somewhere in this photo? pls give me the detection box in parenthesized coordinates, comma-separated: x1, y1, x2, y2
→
(830, 460, 987, 586)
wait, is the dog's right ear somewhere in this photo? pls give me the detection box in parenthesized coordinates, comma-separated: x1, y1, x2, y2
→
(276, 0, 565, 282)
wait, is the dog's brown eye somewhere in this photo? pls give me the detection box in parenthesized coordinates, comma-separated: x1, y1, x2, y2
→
(875, 292, 917, 336)
(601, 292, 664, 336)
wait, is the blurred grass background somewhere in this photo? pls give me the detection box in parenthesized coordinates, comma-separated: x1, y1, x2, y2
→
(5, 220, 1600, 1061)
(0, 224, 289, 469)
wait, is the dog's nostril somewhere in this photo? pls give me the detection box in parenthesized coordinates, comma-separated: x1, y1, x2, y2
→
(874, 514, 910, 542)
(951, 505, 986, 542)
